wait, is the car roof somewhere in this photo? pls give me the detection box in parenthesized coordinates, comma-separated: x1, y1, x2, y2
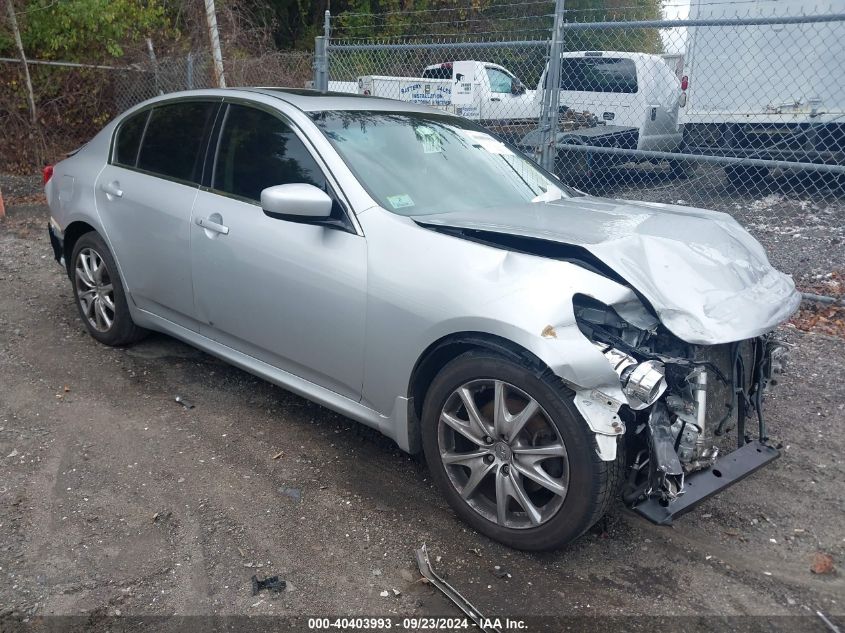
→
(125, 87, 445, 117)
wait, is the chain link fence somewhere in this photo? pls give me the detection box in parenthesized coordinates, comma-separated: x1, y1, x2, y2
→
(0, 50, 314, 172)
(320, 0, 845, 208)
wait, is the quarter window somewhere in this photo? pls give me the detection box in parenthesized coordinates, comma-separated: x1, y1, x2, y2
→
(113, 110, 148, 167)
(212, 104, 326, 202)
(137, 101, 217, 183)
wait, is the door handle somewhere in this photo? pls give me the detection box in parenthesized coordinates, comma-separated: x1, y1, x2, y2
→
(195, 216, 229, 235)
(491, 97, 501, 102)
(100, 181, 123, 198)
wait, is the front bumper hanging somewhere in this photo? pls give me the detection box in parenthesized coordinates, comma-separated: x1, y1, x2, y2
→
(632, 440, 780, 525)
(626, 335, 786, 525)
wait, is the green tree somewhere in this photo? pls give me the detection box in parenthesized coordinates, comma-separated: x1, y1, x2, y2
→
(15, 0, 170, 61)
(563, 0, 663, 53)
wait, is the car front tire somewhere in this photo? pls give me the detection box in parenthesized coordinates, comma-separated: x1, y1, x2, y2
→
(70, 232, 147, 346)
(421, 350, 622, 551)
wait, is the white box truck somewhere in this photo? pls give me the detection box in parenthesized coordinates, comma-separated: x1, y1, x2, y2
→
(679, 0, 845, 180)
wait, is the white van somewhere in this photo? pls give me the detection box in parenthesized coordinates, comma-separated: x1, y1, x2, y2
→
(535, 51, 683, 152)
(679, 0, 845, 177)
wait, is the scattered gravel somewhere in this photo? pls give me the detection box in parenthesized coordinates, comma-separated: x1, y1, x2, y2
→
(1, 175, 842, 625)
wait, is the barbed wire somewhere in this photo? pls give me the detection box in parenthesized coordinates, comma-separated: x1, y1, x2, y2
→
(333, 0, 840, 22)
(335, 13, 554, 32)
(334, 1, 555, 20)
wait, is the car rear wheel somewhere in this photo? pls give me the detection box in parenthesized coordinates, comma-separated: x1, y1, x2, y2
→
(421, 351, 621, 550)
(71, 232, 147, 346)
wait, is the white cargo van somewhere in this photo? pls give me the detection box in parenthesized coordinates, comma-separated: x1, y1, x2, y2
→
(679, 0, 845, 179)
(535, 51, 683, 153)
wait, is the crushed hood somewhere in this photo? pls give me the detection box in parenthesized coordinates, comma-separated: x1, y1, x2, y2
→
(416, 196, 801, 344)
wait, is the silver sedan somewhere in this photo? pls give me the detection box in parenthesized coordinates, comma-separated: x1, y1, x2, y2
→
(45, 89, 799, 550)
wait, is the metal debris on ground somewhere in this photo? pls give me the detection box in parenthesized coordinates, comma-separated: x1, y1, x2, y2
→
(272, 451, 284, 460)
(174, 396, 194, 409)
(467, 548, 481, 557)
(817, 611, 842, 633)
(415, 544, 501, 633)
(152, 510, 172, 523)
(251, 574, 286, 596)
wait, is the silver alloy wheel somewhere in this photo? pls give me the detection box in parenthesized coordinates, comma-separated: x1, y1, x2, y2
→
(75, 247, 115, 332)
(437, 379, 569, 529)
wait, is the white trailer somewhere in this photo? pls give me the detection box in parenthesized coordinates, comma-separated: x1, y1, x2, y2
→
(679, 0, 845, 175)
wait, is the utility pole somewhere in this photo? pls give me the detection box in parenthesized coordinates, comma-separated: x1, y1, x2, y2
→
(5, 0, 37, 124)
(203, 0, 226, 88)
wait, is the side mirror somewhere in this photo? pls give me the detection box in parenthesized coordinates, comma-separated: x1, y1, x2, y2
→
(511, 80, 526, 95)
(261, 183, 333, 222)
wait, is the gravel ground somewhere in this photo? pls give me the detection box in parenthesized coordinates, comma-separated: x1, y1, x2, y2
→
(0, 173, 843, 630)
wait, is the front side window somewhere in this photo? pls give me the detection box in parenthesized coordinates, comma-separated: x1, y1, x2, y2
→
(137, 101, 217, 183)
(113, 110, 149, 167)
(212, 104, 326, 202)
(312, 111, 573, 217)
(486, 68, 513, 94)
(558, 58, 638, 94)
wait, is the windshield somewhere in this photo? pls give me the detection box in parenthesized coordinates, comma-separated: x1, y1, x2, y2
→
(310, 111, 574, 216)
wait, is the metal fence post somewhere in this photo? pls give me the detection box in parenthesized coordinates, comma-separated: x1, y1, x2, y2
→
(314, 10, 331, 93)
(539, 0, 565, 172)
(314, 36, 328, 92)
(313, 12, 331, 93)
(186, 52, 194, 90)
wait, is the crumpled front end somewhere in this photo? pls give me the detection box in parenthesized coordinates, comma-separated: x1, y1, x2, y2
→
(572, 293, 789, 525)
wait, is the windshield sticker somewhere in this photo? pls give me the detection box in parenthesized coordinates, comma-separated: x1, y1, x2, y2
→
(461, 130, 513, 156)
(387, 194, 415, 209)
(415, 126, 443, 154)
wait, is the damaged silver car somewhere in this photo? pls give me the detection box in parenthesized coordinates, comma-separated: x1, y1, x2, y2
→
(45, 89, 800, 550)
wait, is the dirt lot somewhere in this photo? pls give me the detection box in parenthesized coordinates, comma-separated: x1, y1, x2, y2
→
(0, 174, 843, 630)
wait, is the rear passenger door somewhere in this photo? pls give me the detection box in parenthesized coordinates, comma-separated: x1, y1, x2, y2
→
(95, 99, 219, 330)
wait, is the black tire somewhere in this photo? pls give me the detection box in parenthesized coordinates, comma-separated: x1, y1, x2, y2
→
(421, 350, 622, 550)
(70, 231, 147, 346)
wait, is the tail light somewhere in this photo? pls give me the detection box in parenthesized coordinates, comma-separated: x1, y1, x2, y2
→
(680, 75, 688, 91)
(42, 164, 54, 185)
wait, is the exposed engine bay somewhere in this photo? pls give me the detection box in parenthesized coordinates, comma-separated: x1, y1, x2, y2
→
(573, 294, 788, 523)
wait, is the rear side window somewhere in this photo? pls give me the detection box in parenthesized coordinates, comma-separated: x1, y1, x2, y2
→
(558, 58, 638, 94)
(137, 101, 217, 183)
(113, 110, 148, 167)
(212, 104, 326, 202)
